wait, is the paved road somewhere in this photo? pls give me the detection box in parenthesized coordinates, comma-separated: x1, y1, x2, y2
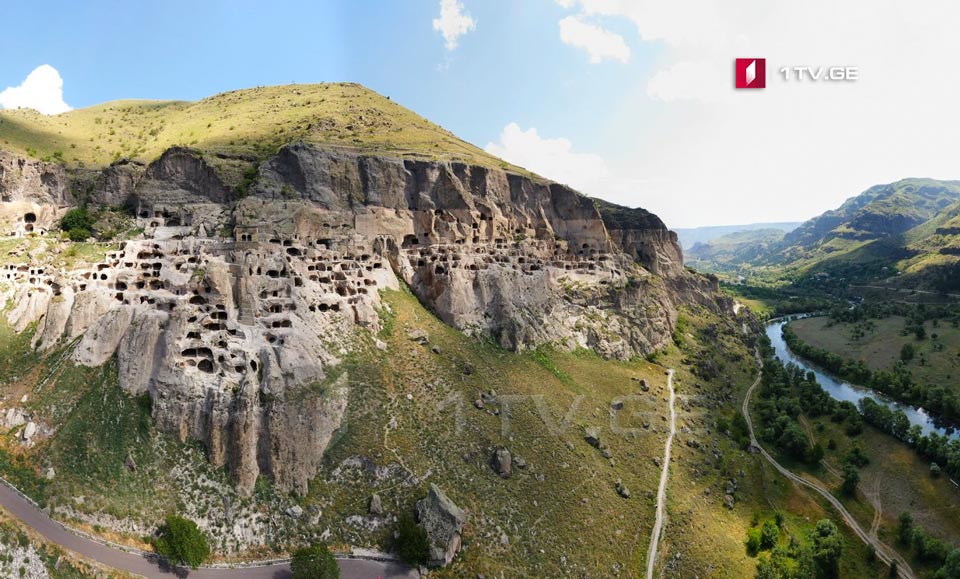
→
(741, 355, 914, 579)
(0, 481, 417, 578)
(645, 369, 675, 579)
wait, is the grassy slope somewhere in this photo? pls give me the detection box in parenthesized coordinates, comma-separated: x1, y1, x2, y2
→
(0, 506, 129, 578)
(659, 316, 882, 579)
(0, 83, 528, 182)
(0, 266, 893, 576)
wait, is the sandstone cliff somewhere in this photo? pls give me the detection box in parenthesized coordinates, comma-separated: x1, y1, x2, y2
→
(0, 144, 730, 495)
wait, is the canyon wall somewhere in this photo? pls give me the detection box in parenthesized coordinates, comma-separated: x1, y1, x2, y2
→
(0, 144, 731, 494)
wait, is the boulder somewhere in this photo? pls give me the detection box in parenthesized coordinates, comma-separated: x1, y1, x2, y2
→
(584, 427, 601, 448)
(406, 329, 429, 345)
(286, 505, 304, 519)
(369, 493, 383, 516)
(415, 484, 466, 567)
(491, 448, 512, 479)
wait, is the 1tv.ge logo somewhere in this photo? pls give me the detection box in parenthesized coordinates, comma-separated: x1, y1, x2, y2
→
(735, 58, 766, 88)
(735, 58, 860, 88)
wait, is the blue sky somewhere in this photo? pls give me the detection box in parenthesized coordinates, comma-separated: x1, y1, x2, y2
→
(3, 1, 960, 228)
(0, 1, 646, 154)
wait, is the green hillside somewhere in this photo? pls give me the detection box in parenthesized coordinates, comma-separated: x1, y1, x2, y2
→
(0, 83, 523, 174)
(685, 228, 787, 274)
(687, 179, 960, 290)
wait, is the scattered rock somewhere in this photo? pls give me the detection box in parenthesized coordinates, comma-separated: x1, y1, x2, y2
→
(601, 448, 613, 459)
(610, 399, 624, 411)
(640, 379, 649, 392)
(286, 505, 304, 519)
(473, 399, 484, 410)
(480, 390, 498, 405)
(406, 329, 429, 345)
(124, 454, 138, 473)
(369, 494, 383, 516)
(2, 408, 25, 428)
(514, 456, 527, 469)
(723, 494, 735, 510)
(430, 345, 441, 355)
(43, 467, 55, 480)
(462, 363, 474, 376)
(584, 427, 601, 448)
(491, 448, 512, 479)
(653, 457, 662, 467)
(21, 421, 36, 441)
(415, 484, 466, 567)
(615, 479, 631, 499)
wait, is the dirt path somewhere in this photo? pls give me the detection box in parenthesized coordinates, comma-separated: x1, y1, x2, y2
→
(742, 355, 914, 579)
(0, 478, 416, 578)
(646, 369, 675, 579)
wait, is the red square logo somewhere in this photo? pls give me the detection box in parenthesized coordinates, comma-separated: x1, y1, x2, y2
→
(735, 58, 766, 88)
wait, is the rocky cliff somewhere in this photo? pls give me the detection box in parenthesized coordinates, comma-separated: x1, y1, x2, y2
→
(0, 143, 730, 495)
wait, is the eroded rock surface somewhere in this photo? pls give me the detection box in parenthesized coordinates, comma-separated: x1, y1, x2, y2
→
(416, 484, 466, 567)
(0, 144, 732, 495)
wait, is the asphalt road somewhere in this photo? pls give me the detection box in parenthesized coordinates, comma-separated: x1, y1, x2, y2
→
(741, 353, 914, 579)
(0, 481, 417, 578)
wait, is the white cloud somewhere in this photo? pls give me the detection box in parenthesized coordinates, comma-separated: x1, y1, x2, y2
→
(0, 65, 71, 115)
(547, 0, 960, 228)
(559, 15, 630, 64)
(485, 123, 642, 202)
(432, 0, 476, 51)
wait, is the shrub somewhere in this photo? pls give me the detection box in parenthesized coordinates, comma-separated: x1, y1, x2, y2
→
(291, 543, 339, 579)
(60, 207, 95, 241)
(154, 515, 210, 569)
(395, 513, 430, 566)
(760, 520, 779, 550)
(746, 527, 762, 556)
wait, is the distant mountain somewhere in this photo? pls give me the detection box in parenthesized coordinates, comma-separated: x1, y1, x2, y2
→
(685, 178, 960, 290)
(675, 222, 801, 249)
(686, 229, 789, 273)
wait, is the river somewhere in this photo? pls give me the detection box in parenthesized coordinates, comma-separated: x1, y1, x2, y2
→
(766, 318, 959, 441)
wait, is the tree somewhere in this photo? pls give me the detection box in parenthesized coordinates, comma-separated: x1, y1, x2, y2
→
(774, 510, 785, 528)
(761, 520, 779, 550)
(901, 343, 916, 362)
(811, 519, 844, 578)
(935, 549, 960, 579)
(898, 512, 913, 546)
(841, 463, 860, 496)
(154, 515, 210, 569)
(931, 462, 942, 477)
(291, 544, 339, 579)
(395, 513, 430, 566)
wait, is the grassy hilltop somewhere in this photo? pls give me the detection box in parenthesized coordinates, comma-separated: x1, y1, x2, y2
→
(0, 83, 523, 174)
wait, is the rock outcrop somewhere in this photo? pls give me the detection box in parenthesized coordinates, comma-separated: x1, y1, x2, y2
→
(0, 143, 732, 495)
(415, 484, 466, 567)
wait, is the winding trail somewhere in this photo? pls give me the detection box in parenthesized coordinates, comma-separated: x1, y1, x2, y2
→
(0, 478, 417, 578)
(742, 355, 914, 579)
(646, 369, 675, 579)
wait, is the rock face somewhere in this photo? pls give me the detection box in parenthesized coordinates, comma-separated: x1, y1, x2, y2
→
(415, 484, 466, 567)
(0, 143, 732, 495)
